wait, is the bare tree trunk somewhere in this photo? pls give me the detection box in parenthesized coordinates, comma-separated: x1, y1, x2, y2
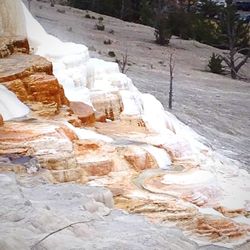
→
(168, 52, 174, 109)
(117, 51, 129, 73)
(221, 2, 250, 79)
(120, 0, 125, 20)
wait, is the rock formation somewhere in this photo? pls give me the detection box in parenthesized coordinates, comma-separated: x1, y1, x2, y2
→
(0, 0, 249, 249)
(0, 114, 3, 126)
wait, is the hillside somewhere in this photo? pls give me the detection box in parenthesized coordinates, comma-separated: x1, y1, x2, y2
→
(0, 1, 250, 249)
(28, 0, 250, 169)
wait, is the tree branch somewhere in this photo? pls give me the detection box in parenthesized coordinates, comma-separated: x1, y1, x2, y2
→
(236, 47, 250, 54)
(31, 219, 94, 249)
(235, 54, 249, 73)
(220, 55, 231, 67)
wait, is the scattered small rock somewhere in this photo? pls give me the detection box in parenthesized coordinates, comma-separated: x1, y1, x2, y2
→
(24, 200, 32, 206)
(108, 29, 114, 34)
(57, 9, 65, 14)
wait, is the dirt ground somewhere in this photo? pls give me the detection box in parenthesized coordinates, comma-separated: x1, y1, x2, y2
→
(28, 0, 250, 170)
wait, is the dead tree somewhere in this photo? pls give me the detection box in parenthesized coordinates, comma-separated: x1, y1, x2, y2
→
(168, 51, 175, 109)
(116, 51, 129, 74)
(220, 48, 249, 79)
(220, 0, 250, 79)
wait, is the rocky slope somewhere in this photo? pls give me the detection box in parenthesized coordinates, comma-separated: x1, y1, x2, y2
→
(0, 1, 250, 249)
(29, 0, 250, 168)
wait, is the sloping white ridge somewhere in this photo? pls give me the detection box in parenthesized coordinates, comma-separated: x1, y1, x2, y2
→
(21, 1, 206, 159)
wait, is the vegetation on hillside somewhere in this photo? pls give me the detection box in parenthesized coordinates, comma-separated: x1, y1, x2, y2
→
(67, 0, 249, 78)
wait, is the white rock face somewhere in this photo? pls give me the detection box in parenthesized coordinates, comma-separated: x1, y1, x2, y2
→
(0, 85, 29, 121)
(0, 0, 26, 36)
(20, 1, 206, 158)
(0, 1, 250, 229)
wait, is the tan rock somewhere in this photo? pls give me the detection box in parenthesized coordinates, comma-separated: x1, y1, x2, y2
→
(85, 160, 113, 176)
(91, 91, 123, 121)
(95, 111, 106, 122)
(214, 206, 248, 218)
(77, 158, 114, 176)
(4, 73, 69, 110)
(115, 196, 198, 221)
(0, 121, 77, 172)
(0, 114, 3, 126)
(0, 48, 69, 116)
(191, 216, 249, 241)
(74, 140, 101, 155)
(0, 53, 52, 83)
(0, 36, 29, 58)
(56, 125, 79, 142)
(0, 164, 26, 174)
(122, 146, 157, 171)
(51, 168, 83, 183)
(67, 117, 83, 127)
(70, 101, 95, 125)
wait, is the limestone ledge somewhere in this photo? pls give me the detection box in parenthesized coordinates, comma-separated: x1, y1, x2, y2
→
(0, 36, 29, 58)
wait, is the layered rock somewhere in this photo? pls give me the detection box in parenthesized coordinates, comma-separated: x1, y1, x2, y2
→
(91, 91, 124, 121)
(70, 101, 95, 125)
(0, 115, 3, 126)
(0, 1, 249, 248)
(0, 36, 29, 58)
(0, 121, 79, 182)
(122, 146, 157, 171)
(0, 49, 69, 116)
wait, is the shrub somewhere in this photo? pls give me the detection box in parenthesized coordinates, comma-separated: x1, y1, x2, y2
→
(108, 51, 116, 57)
(85, 13, 91, 18)
(98, 16, 104, 21)
(104, 39, 112, 45)
(208, 53, 224, 74)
